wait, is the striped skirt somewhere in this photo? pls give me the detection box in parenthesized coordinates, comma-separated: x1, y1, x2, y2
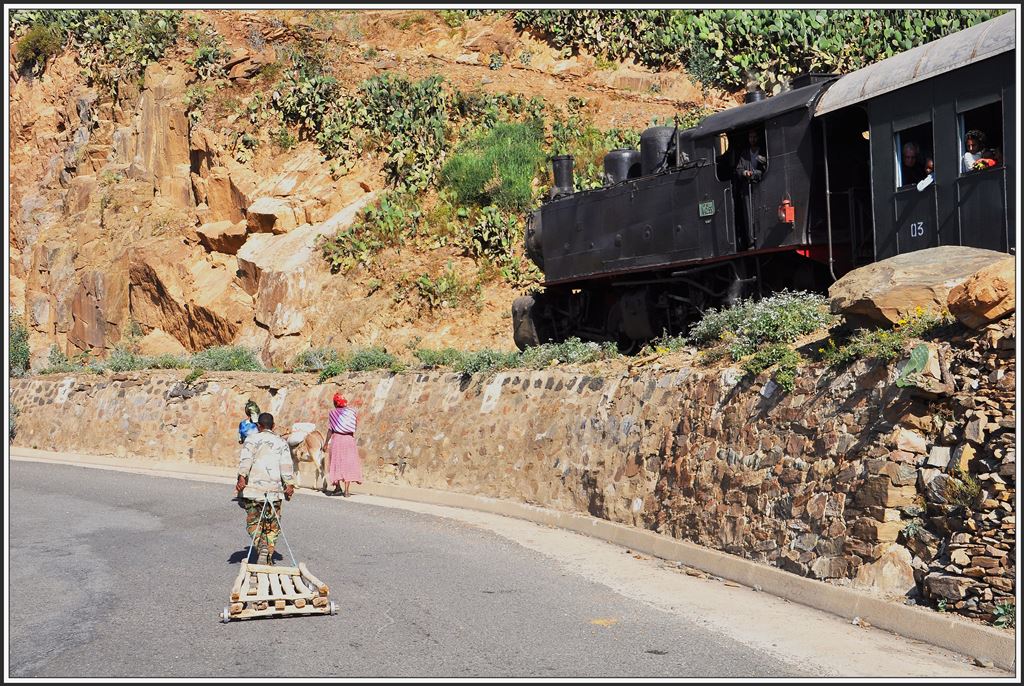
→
(328, 434, 362, 484)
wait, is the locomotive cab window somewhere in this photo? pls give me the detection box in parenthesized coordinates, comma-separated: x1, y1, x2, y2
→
(959, 100, 1003, 175)
(717, 128, 768, 183)
(895, 123, 933, 189)
(714, 133, 731, 182)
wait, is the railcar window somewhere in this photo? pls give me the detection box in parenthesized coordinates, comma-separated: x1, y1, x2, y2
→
(895, 123, 933, 189)
(959, 101, 1003, 175)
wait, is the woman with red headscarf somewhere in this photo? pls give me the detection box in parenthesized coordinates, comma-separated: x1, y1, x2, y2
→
(324, 393, 361, 496)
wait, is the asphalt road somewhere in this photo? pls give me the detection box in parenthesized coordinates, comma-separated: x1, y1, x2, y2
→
(7, 460, 806, 679)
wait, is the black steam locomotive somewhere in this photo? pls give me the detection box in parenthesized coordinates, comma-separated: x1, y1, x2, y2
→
(512, 12, 1015, 351)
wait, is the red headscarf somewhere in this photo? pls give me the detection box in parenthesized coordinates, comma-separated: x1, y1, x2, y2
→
(332, 393, 347, 408)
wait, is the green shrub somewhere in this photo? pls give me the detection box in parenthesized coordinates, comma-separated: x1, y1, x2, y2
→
(47, 345, 69, 367)
(106, 347, 150, 372)
(520, 337, 618, 369)
(190, 345, 264, 371)
(37, 345, 80, 375)
(640, 332, 689, 355)
(346, 347, 404, 372)
(741, 343, 802, 393)
(317, 347, 404, 381)
(684, 41, 723, 95)
(946, 467, 982, 509)
(274, 71, 340, 131)
(319, 191, 422, 274)
(147, 354, 190, 369)
(292, 347, 341, 372)
(317, 361, 347, 384)
(451, 90, 545, 132)
(439, 10, 467, 28)
(9, 315, 31, 376)
(349, 73, 450, 190)
(415, 348, 465, 369)
(688, 290, 833, 355)
(184, 18, 229, 80)
(183, 368, 204, 385)
(273, 126, 297, 150)
(455, 349, 520, 375)
(102, 347, 190, 372)
(441, 121, 545, 212)
(505, 9, 1003, 90)
(15, 23, 63, 75)
(461, 205, 520, 264)
(819, 308, 954, 367)
(993, 602, 1015, 629)
(9, 400, 18, 439)
(415, 262, 477, 312)
(11, 10, 182, 92)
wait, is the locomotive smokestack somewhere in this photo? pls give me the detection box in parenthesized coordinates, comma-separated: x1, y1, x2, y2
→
(743, 88, 766, 103)
(743, 72, 765, 102)
(551, 154, 575, 198)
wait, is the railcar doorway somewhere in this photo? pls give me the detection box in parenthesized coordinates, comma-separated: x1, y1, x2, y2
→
(821, 107, 873, 273)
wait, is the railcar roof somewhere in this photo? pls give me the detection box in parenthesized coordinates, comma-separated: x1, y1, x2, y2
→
(814, 11, 1016, 116)
(682, 81, 832, 139)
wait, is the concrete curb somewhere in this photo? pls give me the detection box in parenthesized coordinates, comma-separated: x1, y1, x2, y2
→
(10, 447, 1016, 672)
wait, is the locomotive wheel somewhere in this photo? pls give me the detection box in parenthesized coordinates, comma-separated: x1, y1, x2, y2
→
(616, 335, 641, 355)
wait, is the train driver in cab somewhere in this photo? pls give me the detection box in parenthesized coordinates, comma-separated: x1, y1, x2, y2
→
(735, 129, 767, 183)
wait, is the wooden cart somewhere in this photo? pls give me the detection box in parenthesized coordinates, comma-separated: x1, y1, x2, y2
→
(222, 560, 336, 622)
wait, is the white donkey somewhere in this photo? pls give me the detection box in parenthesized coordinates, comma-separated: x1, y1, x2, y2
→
(283, 422, 328, 492)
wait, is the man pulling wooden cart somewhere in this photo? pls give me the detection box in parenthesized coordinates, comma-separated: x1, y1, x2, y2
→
(222, 411, 335, 622)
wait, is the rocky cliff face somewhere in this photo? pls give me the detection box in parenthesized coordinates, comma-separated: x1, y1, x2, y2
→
(9, 47, 383, 368)
(9, 10, 706, 367)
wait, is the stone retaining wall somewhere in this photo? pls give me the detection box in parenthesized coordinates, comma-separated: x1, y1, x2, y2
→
(9, 319, 1015, 622)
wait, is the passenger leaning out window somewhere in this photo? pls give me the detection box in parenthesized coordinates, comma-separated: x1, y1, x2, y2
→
(962, 129, 1000, 173)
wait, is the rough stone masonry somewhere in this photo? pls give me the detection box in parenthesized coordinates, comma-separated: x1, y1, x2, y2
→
(9, 317, 1015, 623)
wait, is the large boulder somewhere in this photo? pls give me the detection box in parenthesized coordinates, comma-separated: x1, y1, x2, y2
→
(946, 256, 1015, 328)
(128, 241, 252, 350)
(67, 264, 129, 353)
(64, 175, 97, 216)
(199, 165, 256, 224)
(246, 196, 299, 234)
(236, 224, 330, 337)
(852, 543, 917, 596)
(234, 194, 376, 358)
(829, 246, 1010, 326)
(197, 220, 248, 254)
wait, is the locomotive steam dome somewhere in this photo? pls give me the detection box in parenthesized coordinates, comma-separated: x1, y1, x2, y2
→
(603, 148, 642, 185)
(639, 126, 677, 175)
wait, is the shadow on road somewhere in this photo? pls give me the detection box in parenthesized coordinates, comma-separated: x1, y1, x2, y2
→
(227, 548, 284, 565)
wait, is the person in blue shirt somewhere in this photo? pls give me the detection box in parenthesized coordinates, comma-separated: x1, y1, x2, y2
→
(238, 400, 260, 444)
